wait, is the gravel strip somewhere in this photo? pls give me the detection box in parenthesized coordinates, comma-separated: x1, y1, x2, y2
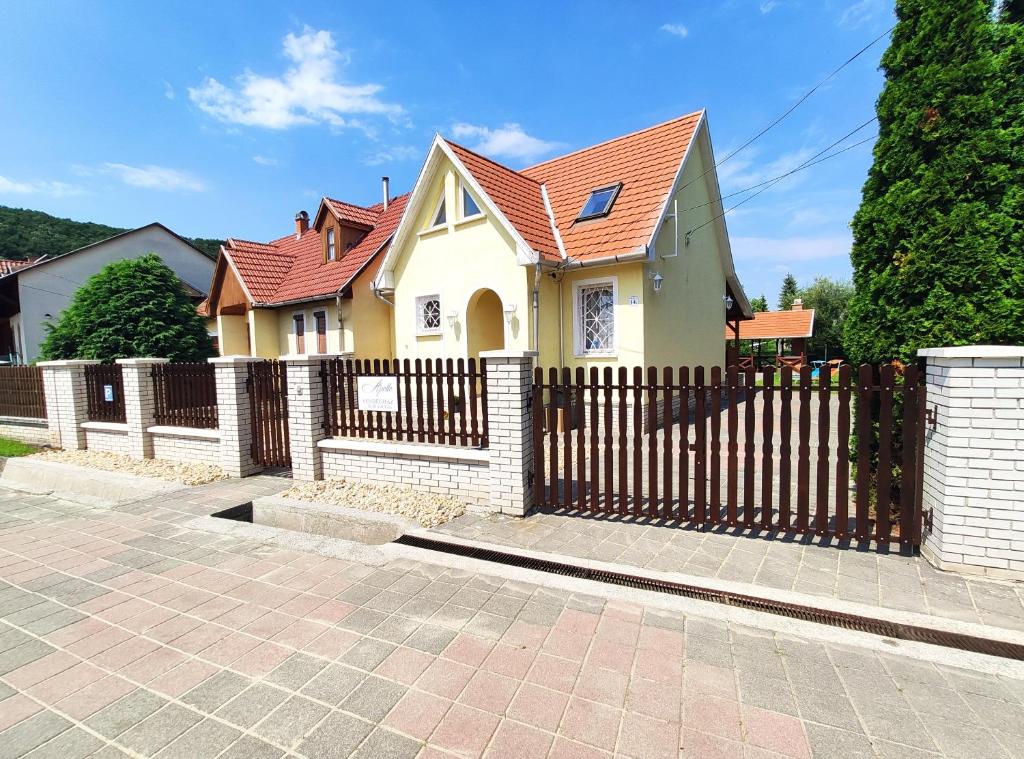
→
(33, 450, 226, 486)
(281, 479, 466, 528)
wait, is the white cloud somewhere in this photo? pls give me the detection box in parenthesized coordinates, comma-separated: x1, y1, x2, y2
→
(731, 234, 852, 264)
(759, 1, 779, 12)
(838, 0, 884, 28)
(189, 27, 402, 130)
(361, 145, 418, 166)
(660, 23, 689, 39)
(252, 155, 279, 166)
(163, 80, 175, 100)
(716, 145, 820, 197)
(450, 123, 564, 162)
(89, 163, 206, 192)
(0, 175, 80, 197)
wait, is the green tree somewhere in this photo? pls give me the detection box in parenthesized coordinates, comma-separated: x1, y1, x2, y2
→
(778, 273, 798, 311)
(799, 277, 853, 359)
(844, 0, 1024, 365)
(750, 294, 769, 312)
(39, 255, 214, 362)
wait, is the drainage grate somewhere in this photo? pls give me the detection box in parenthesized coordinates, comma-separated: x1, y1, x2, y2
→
(394, 534, 1024, 661)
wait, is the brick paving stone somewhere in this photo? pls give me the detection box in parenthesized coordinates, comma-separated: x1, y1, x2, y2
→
(295, 710, 373, 759)
(0, 711, 72, 759)
(0, 481, 1021, 759)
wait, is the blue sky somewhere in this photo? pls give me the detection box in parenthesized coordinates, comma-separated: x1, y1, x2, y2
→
(0, 0, 894, 305)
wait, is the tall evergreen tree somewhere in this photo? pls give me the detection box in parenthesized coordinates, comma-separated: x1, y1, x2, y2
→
(750, 294, 769, 312)
(778, 274, 799, 310)
(39, 255, 214, 362)
(845, 0, 1024, 364)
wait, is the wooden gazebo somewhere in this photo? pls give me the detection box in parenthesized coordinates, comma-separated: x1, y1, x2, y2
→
(725, 300, 815, 368)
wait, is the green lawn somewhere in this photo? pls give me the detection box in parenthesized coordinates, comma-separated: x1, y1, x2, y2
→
(0, 437, 39, 457)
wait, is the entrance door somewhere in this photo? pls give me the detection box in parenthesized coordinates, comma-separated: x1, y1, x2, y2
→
(466, 289, 505, 360)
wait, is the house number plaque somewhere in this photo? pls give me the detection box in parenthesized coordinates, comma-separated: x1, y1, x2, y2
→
(357, 376, 398, 413)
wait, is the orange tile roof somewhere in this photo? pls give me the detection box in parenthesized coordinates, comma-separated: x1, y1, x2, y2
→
(445, 141, 560, 261)
(325, 198, 381, 228)
(196, 297, 210, 317)
(726, 309, 815, 340)
(223, 194, 408, 306)
(0, 259, 33, 277)
(522, 112, 702, 263)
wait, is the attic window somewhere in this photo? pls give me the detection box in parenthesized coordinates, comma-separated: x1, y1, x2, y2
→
(431, 197, 447, 227)
(577, 183, 622, 221)
(462, 186, 481, 218)
(326, 228, 336, 261)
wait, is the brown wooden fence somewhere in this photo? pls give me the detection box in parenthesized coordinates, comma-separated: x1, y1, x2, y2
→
(151, 363, 218, 429)
(248, 360, 290, 468)
(0, 366, 47, 419)
(85, 363, 126, 423)
(532, 364, 926, 549)
(321, 358, 488, 448)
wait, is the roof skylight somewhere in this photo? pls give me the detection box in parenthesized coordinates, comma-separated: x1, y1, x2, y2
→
(577, 183, 622, 221)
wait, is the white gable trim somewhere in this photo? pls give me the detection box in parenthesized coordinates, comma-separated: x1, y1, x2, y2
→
(540, 184, 567, 260)
(646, 112, 753, 319)
(374, 135, 538, 292)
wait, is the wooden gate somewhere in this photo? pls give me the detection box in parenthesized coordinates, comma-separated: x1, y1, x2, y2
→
(532, 364, 927, 550)
(248, 360, 291, 468)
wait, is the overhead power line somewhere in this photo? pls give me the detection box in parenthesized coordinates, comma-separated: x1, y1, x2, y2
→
(679, 116, 877, 217)
(686, 133, 876, 237)
(678, 23, 895, 195)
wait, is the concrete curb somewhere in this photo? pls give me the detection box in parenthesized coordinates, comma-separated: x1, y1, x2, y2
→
(252, 494, 418, 545)
(0, 458, 185, 502)
(405, 528, 1024, 648)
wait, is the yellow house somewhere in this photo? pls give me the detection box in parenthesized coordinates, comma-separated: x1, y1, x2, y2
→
(373, 110, 751, 371)
(204, 189, 405, 359)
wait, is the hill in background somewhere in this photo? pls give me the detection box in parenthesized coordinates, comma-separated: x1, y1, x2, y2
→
(0, 205, 222, 262)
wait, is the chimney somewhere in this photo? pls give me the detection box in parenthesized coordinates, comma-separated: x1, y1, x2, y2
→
(295, 210, 309, 238)
(791, 298, 803, 311)
(381, 176, 390, 211)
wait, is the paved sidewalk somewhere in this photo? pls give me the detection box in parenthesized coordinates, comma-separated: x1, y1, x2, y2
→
(0, 483, 1022, 758)
(433, 511, 1024, 632)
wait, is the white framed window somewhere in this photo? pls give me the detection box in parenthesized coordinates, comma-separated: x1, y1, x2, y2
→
(415, 294, 442, 336)
(326, 228, 336, 261)
(573, 277, 617, 356)
(461, 184, 482, 219)
(429, 194, 447, 228)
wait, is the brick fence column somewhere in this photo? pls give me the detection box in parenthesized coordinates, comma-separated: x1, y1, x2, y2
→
(117, 358, 169, 460)
(482, 350, 537, 517)
(38, 360, 99, 451)
(284, 354, 351, 482)
(210, 356, 261, 478)
(919, 345, 1024, 580)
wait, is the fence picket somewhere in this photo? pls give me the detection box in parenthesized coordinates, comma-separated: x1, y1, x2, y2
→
(836, 365, 852, 538)
(603, 367, 614, 512)
(662, 366, 674, 520)
(796, 366, 812, 532)
(815, 367, 832, 535)
(618, 366, 628, 515)
(710, 366, 722, 524)
(761, 367, 775, 529)
(678, 367, 690, 521)
(743, 366, 756, 528)
(694, 367, 707, 525)
(589, 366, 599, 512)
(648, 365, 659, 517)
(562, 366, 573, 510)
(876, 364, 895, 542)
(726, 366, 739, 526)
(778, 366, 793, 531)
(576, 367, 586, 511)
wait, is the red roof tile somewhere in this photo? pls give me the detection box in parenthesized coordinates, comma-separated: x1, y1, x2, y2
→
(522, 112, 702, 263)
(725, 308, 815, 340)
(445, 141, 561, 261)
(0, 259, 33, 277)
(325, 198, 381, 228)
(223, 194, 408, 306)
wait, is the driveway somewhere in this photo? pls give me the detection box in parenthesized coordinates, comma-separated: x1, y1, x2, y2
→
(0, 481, 1021, 758)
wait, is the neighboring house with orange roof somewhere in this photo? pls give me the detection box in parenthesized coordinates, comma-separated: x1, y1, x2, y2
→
(724, 300, 816, 366)
(204, 184, 407, 358)
(374, 110, 751, 370)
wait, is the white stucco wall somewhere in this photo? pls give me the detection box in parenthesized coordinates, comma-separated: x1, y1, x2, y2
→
(17, 225, 214, 362)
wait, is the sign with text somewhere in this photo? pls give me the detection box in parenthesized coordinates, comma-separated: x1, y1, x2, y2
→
(103, 384, 115, 403)
(357, 376, 398, 413)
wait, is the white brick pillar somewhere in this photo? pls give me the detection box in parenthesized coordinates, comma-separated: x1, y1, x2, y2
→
(919, 345, 1024, 580)
(284, 354, 350, 482)
(38, 360, 99, 450)
(482, 350, 537, 517)
(211, 356, 261, 478)
(117, 358, 168, 460)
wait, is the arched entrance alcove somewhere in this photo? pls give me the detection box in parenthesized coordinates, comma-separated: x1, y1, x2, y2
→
(466, 288, 505, 360)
